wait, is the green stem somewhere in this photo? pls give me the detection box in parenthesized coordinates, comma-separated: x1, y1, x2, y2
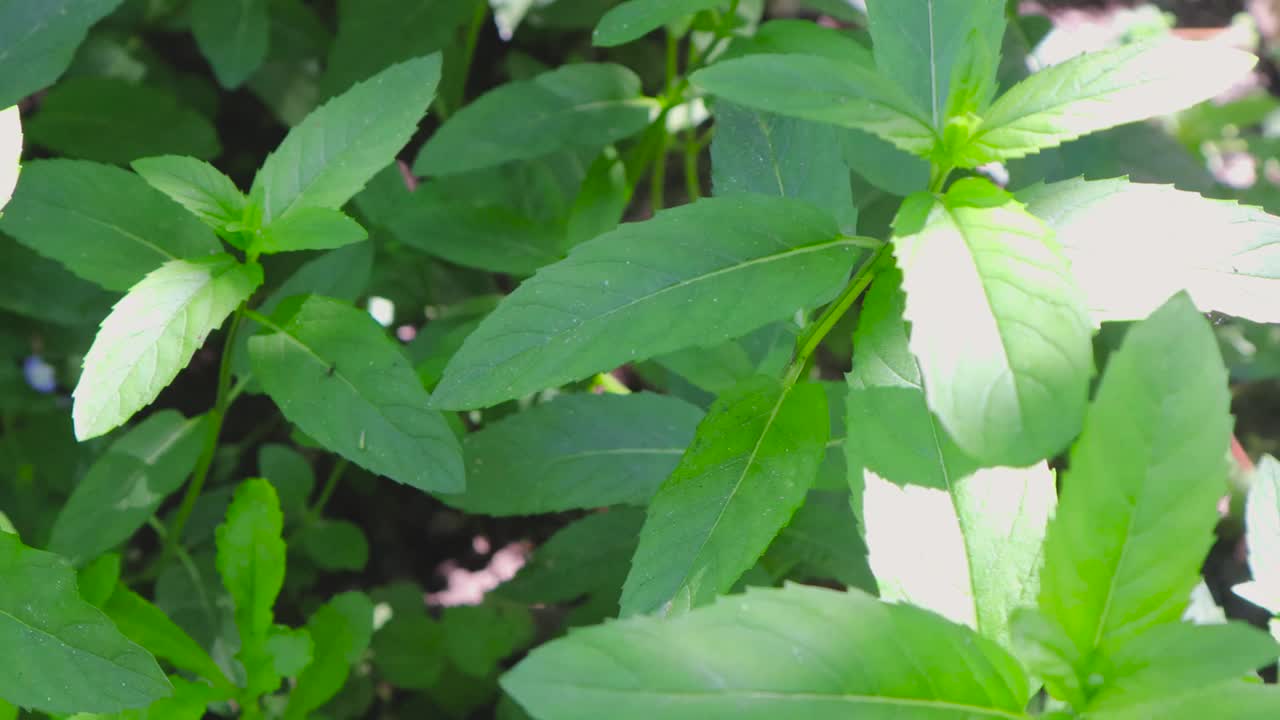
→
(929, 163, 954, 193)
(163, 307, 245, 558)
(310, 458, 348, 519)
(783, 245, 889, 387)
(449, 3, 487, 116)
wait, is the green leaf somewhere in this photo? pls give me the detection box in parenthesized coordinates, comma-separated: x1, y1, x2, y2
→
(73, 255, 262, 440)
(249, 295, 464, 492)
(1018, 177, 1280, 324)
(566, 148, 629, 249)
(323, 0, 475, 98)
(298, 520, 369, 571)
(103, 585, 235, 694)
(50, 411, 207, 563)
(284, 593, 374, 720)
(251, 54, 441, 224)
(433, 196, 863, 410)
(960, 38, 1257, 164)
(503, 584, 1030, 719)
(1028, 294, 1231, 700)
(763, 489, 873, 590)
(255, 207, 368, 254)
(130, 155, 247, 233)
(386, 182, 564, 275)
(257, 443, 315, 520)
(710, 101, 853, 224)
(230, 241, 374, 389)
(373, 614, 446, 690)
(217, 478, 285, 644)
(0, 532, 170, 714)
(892, 178, 1092, 467)
(691, 54, 935, 158)
(442, 393, 701, 515)
(1084, 622, 1278, 711)
(866, 0, 1005, 128)
(593, 0, 724, 47)
(0, 105, 19, 213)
(498, 508, 645, 606)
(863, 464, 1055, 649)
(0, 159, 222, 291)
(442, 603, 535, 677)
(191, 0, 270, 89)
(847, 268, 1055, 649)
(415, 64, 657, 176)
(1237, 456, 1280, 612)
(620, 378, 828, 617)
(77, 553, 121, 607)
(25, 77, 221, 165)
(0, 0, 125, 108)
(1084, 682, 1280, 720)
(726, 18, 873, 67)
(0, 234, 115, 326)
(842, 129, 930, 197)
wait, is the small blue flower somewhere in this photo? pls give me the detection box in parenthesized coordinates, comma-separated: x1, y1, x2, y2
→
(23, 355, 56, 394)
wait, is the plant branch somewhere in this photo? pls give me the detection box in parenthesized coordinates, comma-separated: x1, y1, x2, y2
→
(784, 245, 889, 387)
(162, 306, 246, 560)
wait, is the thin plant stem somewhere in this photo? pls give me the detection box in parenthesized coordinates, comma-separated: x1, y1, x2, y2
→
(162, 306, 245, 561)
(784, 245, 890, 387)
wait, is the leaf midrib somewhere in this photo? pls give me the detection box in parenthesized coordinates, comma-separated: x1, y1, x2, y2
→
(453, 238, 859, 384)
(519, 681, 1025, 718)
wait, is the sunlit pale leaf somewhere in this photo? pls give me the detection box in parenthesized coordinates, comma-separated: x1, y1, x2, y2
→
(73, 255, 262, 440)
(1019, 177, 1280, 324)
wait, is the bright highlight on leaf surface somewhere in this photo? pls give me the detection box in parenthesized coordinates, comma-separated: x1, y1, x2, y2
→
(1019, 177, 1280, 324)
(960, 38, 1257, 164)
(0, 105, 19, 214)
(892, 178, 1093, 468)
(73, 255, 262, 440)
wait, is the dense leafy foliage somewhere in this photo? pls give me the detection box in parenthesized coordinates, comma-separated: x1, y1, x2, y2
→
(5, 0, 1280, 718)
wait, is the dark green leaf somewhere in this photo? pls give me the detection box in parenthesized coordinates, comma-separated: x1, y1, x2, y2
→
(191, 0, 270, 89)
(257, 443, 315, 520)
(711, 101, 853, 224)
(73, 255, 263, 439)
(76, 553, 121, 607)
(0, 533, 170, 714)
(251, 55, 441, 223)
(0, 234, 115, 326)
(249, 295, 464, 492)
(866, 0, 1005, 128)
(621, 378, 828, 616)
(443, 393, 701, 515)
(764, 489, 873, 590)
(298, 520, 369, 571)
(373, 614, 445, 690)
(503, 584, 1030, 719)
(0, 159, 222, 291)
(25, 77, 220, 165)
(442, 603, 535, 677)
(433, 196, 863, 410)
(0, 0, 125, 108)
(497, 508, 644, 606)
(692, 54, 934, 157)
(415, 64, 657, 176)
(50, 411, 207, 563)
(593, 0, 724, 47)
(323, 0, 474, 97)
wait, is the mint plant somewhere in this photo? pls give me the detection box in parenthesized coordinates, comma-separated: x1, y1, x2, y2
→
(5, 0, 1280, 718)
